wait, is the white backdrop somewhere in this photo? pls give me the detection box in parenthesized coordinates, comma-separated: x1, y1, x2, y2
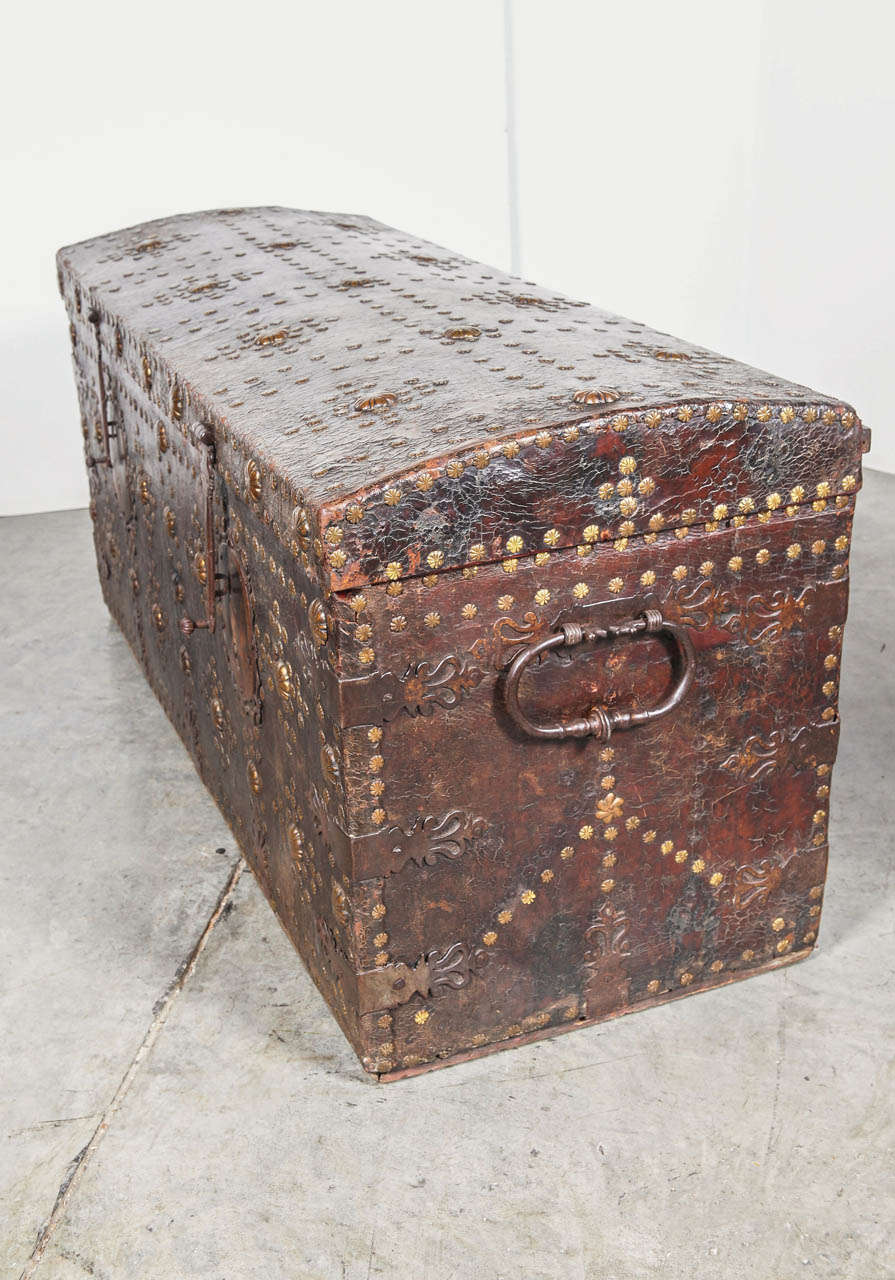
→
(2, 0, 891, 516)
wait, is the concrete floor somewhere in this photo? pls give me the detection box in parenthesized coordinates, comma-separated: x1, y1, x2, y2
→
(2, 472, 893, 1280)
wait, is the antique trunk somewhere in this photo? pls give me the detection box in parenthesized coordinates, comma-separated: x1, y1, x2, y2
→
(58, 207, 869, 1080)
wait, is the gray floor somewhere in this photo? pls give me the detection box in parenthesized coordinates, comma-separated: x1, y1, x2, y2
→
(2, 473, 893, 1280)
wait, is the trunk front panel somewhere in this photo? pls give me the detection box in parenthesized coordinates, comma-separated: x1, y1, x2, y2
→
(341, 506, 851, 1074)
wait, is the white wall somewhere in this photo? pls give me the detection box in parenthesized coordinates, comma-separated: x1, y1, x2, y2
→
(2, 0, 891, 516)
(511, 0, 894, 471)
(0, 1, 511, 516)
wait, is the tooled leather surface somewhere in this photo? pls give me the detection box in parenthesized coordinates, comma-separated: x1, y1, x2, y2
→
(334, 502, 851, 1072)
(57, 208, 861, 558)
(319, 402, 864, 590)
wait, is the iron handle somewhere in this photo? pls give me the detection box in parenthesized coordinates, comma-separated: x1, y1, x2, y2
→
(502, 608, 695, 742)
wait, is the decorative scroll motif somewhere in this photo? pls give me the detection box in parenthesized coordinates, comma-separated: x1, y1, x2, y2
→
(720, 726, 808, 783)
(742, 586, 815, 644)
(379, 653, 483, 722)
(584, 903, 631, 959)
(472, 612, 583, 670)
(379, 810, 500, 878)
(721, 733, 786, 782)
(470, 612, 545, 668)
(428, 941, 480, 993)
(672, 578, 736, 631)
(494, 611, 541, 652)
(731, 854, 794, 910)
(356, 939, 486, 1015)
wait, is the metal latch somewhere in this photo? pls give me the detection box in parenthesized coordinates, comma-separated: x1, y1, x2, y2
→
(85, 310, 117, 469)
(180, 424, 228, 637)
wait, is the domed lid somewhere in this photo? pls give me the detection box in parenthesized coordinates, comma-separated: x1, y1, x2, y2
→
(58, 206, 868, 593)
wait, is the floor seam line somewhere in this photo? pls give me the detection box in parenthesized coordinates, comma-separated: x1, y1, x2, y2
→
(19, 854, 246, 1280)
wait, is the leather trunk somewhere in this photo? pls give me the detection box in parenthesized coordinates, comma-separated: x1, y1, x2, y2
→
(57, 207, 870, 1079)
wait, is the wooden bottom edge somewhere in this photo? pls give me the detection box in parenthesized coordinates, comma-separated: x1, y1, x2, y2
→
(374, 947, 814, 1082)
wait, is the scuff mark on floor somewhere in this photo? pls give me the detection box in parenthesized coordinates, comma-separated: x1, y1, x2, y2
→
(19, 855, 245, 1280)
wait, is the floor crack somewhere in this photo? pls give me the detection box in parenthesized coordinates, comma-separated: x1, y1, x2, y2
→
(19, 855, 246, 1279)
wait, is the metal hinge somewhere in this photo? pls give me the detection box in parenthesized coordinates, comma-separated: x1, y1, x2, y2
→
(356, 940, 486, 1015)
(340, 652, 484, 726)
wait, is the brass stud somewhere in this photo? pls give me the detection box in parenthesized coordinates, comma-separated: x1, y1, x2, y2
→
(245, 460, 262, 502)
(276, 661, 293, 700)
(309, 599, 328, 646)
(572, 388, 619, 405)
(354, 392, 397, 412)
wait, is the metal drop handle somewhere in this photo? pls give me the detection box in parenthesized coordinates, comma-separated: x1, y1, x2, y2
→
(502, 609, 695, 742)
